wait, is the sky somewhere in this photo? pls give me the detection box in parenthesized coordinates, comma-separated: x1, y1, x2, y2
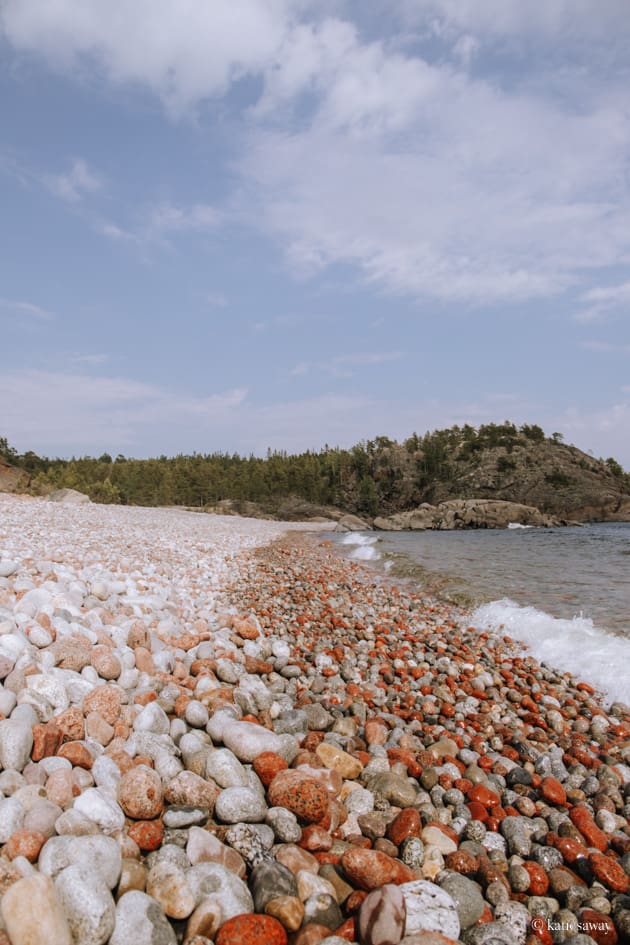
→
(2, 0, 630, 464)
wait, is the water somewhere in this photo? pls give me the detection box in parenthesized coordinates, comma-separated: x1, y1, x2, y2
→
(337, 524, 630, 705)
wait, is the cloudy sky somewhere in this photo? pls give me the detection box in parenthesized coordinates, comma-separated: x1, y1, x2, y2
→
(2, 1, 630, 463)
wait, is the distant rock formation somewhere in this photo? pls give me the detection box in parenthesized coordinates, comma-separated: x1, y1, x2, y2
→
(0, 458, 23, 494)
(48, 489, 92, 505)
(335, 514, 373, 532)
(373, 499, 560, 530)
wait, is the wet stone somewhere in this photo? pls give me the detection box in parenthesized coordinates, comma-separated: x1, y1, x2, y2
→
(251, 859, 299, 911)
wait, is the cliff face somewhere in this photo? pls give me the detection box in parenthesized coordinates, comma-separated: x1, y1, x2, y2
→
(357, 432, 630, 523)
(0, 458, 23, 494)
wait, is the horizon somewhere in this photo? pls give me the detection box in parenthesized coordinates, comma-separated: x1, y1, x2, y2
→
(2, 2, 630, 464)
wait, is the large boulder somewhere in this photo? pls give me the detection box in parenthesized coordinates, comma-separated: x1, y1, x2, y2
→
(48, 489, 91, 505)
(434, 499, 554, 529)
(374, 499, 557, 531)
(335, 514, 372, 532)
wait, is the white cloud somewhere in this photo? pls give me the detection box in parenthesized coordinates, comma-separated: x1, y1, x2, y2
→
(99, 201, 222, 250)
(1, 0, 301, 114)
(578, 281, 630, 320)
(396, 0, 630, 46)
(3, 368, 630, 465)
(46, 158, 103, 201)
(3, 1, 630, 307)
(149, 203, 222, 232)
(0, 370, 248, 454)
(0, 297, 53, 320)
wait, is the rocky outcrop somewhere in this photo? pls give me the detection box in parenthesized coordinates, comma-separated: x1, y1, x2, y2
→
(374, 499, 558, 530)
(48, 489, 92, 505)
(335, 513, 373, 532)
(0, 458, 24, 494)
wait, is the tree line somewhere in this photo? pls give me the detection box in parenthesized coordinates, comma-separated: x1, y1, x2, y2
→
(1, 422, 627, 515)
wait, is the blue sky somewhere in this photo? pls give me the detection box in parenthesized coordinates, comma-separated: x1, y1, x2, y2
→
(2, 0, 630, 464)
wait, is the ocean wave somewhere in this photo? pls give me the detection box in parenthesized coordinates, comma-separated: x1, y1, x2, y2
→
(339, 532, 381, 561)
(470, 598, 630, 706)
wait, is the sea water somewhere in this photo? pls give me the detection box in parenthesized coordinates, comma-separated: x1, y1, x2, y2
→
(337, 524, 630, 706)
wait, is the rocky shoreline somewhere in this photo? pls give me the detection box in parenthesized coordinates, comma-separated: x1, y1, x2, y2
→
(0, 496, 628, 945)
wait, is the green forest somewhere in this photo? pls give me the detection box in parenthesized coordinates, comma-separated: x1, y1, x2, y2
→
(1, 422, 628, 518)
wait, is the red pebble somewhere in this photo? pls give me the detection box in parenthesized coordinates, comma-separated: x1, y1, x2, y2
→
(529, 919, 553, 945)
(588, 852, 630, 893)
(547, 833, 587, 863)
(299, 825, 333, 852)
(254, 751, 289, 787)
(467, 801, 489, 823)
(468, 784, 500, 807)
(216, 915, 287, 945)
(345, 890, 368, 913)
(540, 777, 566, 806)
(268, 771, 329, 824)
(128, 819, 164, 851)
(57, 741, 93, 769)
(4, 829, 47, 862)
(334, 918, 356, 941)
(523, 861, 549, 896)
(569, 806, 608, 852)
(340, 848, 415, 890)
(578, 909, 618, 945)
(386, 809, 421, 848)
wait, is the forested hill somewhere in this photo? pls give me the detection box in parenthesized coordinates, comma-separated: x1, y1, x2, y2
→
(1, 423, 629, 522)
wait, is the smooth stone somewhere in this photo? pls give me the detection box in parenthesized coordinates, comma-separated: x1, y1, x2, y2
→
(438, 872, 485, 929)
(205, 748, 249, 788)
(265, 895, 305, 932)
(303, 892, 343, 929)
(185, 897, 223, 941)
(162, 806, 208, 828)
(463, 921, 519, 945)
(146, 861, 196, 919)
(221, 721, 295, 763)
(315, 742, 363, 779)
(370, 772, 418, 807)
(118, 766, 164, 820)
(357, 884, 406, 945)
(73, 787, 125, 835)
(215, 786, 267, 823)
(0, 797, 25, 842)
(251, 859, 298, 911)
(133, 702, 170, 735)
(266, 806, 302, 843)
(1, 873, 73, 945)
(400, 880, 461, 940)
(39, 835, 122, 888)
(109, 890, 177, 945)
(186, 862, 254, 919)
(0, 719, 33, 771)
(55, 864, 115, 945)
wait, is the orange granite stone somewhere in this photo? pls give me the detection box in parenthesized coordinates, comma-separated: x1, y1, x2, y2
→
(216, 914, 287, 945)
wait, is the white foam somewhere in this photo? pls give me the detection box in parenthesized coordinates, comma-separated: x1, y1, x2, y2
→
(470, 598, 630, 707)
(339, 532, 381, 561)
(507, 522, 533, 529)
(340, 533, 378, 546)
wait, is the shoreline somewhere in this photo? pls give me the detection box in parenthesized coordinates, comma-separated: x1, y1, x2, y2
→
(0, 494, 629, 944)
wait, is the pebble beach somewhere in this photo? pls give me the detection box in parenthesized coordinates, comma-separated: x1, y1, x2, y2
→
(0, 494, 629, 945)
